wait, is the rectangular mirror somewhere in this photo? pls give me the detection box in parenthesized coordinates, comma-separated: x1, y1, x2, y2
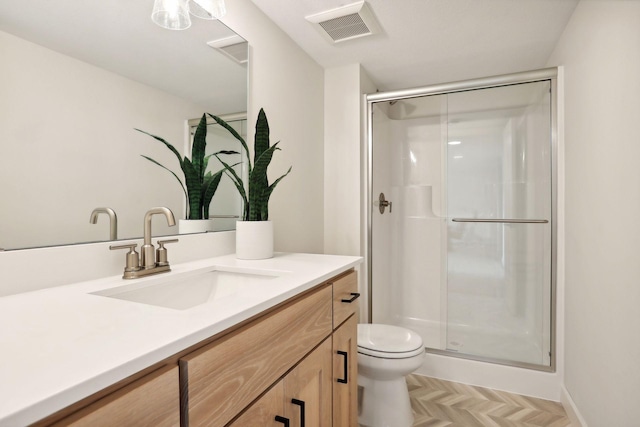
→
(0, 1, 248, 250)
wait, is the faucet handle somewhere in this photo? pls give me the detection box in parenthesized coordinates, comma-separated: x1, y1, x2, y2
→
(156, 239, 178, 267)
(110, 243, 141, 272)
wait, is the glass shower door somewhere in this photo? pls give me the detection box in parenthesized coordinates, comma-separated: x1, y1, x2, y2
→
(445, 81, 552, 367)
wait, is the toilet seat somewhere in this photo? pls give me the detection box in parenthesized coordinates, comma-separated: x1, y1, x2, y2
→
(357, 324, 424, 359)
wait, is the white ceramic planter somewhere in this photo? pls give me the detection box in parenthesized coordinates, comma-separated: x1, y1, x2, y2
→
(178, 219, 214, 234)
(235, 220, 274, 260)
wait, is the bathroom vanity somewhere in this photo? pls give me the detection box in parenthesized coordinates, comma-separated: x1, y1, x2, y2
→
(0, 253, 361, 426)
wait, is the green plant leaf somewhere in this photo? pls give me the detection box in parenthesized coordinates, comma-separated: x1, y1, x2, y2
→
(250, 109, 271, 220)
(207, 109, 290, 222)
(138, 116, 242, 220)
(212, 150, 241, 156)
(135, 129, 184, 167)
(260, 166, 292, 220)
(248, 143, 281, 221)
(214, 154, 249, 219)
(254, 108, 270, 164)
(207, 151, 239, 170)
(183, 158, 202, 220)
(140, 155, 188, 202)
(202, 155, 210, 176)
(207, 113, 252, 175)
(191, 114, 207, 181)
(202, 170, 223, 219)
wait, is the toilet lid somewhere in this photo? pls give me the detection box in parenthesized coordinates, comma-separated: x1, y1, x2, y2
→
(357, 324, 423, 357)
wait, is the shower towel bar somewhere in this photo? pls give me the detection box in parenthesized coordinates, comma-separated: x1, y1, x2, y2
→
(451, 218, 549, 224)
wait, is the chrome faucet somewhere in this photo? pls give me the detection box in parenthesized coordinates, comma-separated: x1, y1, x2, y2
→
(110, 207, 178, 279)
(90, 207, 118, 240)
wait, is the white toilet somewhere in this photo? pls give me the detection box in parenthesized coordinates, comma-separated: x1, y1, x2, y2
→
(357, 324, 425, 427)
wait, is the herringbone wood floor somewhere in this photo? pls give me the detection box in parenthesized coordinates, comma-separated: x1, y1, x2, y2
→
(407, 375, 572, 427)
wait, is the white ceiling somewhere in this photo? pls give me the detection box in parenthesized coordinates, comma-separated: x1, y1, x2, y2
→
(0, 0, 579, 110)
(0, 0, 247, 114)
(251, 0, 579, 91)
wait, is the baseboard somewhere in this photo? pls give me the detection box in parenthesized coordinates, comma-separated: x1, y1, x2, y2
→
(560, 385, 588, 427)
(416, 352, 561, 401)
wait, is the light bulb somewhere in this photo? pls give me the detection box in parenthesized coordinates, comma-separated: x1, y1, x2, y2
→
(152, 0, 191, 30)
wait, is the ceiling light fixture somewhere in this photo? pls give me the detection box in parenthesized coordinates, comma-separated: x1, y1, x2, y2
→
(151, 0, 226, 31)
(152, 0, 191, 30)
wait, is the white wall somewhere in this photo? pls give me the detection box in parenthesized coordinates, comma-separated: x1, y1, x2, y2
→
(222, 0, 325, 254)
(323, 64, 376, 319)
(324, 64, 365, 256)
(547, 1, 640, 425)
(0, 30, 206, 249)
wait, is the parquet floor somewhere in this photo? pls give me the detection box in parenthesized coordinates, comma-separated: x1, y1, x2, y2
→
(407, 375, 572, 427)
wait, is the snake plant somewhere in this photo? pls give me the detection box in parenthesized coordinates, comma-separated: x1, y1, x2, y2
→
(136, 114, 238, 220)
(209, 108, 291, 221)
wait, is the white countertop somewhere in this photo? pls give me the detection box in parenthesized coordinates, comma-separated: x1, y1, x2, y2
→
(0, 252, 361, 426)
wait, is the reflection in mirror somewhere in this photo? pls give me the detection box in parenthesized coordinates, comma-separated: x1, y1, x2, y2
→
(0, 1, 248, 250)
(186, 114, 247, 233)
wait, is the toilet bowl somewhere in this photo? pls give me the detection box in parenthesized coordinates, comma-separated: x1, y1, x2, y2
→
(357, 324, 425, 427)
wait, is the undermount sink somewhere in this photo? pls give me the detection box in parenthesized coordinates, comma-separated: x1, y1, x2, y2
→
(91, 269, 281, 310)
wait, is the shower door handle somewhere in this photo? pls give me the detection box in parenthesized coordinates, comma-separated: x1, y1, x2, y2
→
(451, 218, 549, 224)
(376, 192, 392, 214)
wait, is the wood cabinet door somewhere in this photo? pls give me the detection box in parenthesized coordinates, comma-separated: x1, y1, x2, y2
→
(228, 381, 286, 427)
(52, 366, 179, 427)
(332, 314, 358, 427)
(284, 338, 332, 427)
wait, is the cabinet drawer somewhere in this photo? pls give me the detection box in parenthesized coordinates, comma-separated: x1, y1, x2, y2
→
(180, 284, 333, 427)
(333, 271, 359, 329)
(52, 366, 179, 427)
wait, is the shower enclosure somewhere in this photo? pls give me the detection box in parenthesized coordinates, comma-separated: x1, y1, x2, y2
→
(367, 69, 557, 370)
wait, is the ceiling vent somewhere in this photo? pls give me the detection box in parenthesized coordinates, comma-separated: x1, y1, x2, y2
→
(207, 35, 248, 64)
(305, 1, 381, 44)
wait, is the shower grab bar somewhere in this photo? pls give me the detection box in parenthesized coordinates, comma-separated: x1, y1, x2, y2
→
(452, 218, 549, 224)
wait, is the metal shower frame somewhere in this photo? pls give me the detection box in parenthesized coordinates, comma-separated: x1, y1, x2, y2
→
(364, 67, 558, 372)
